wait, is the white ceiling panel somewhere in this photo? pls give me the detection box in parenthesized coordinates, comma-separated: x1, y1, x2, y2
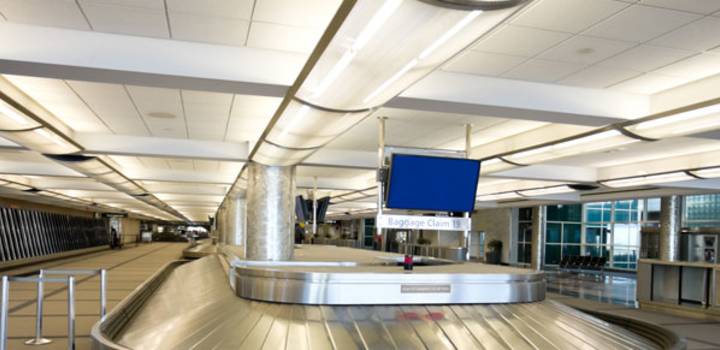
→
(0, 0, 89, 30)
(67, 81, 149, 135)
(598, 44, 696, 72)
(471, 25, 571, 57)
(502, 59, 586, 83)
(182, 90, 233, 141)
(252, 0, 340, 29)
(512, 0, 629, 34)
(656, 53, 720, 81)
(640, 0, 720, 15)
(610, 72, 689, 94)
(443, 51, 526, 77)
(166, 0, 253, 19)
(586, 5, 700, 43)
(246, 22, 323, 54)
(169, 13, 249, 47)
(649, 16, 720, 51)
(126, 86, 186, 138)
(4, 75, 109, 133)
(538, 35, 635, 64)
(79, 0, 169, 38)
(559, 66, 642, 88)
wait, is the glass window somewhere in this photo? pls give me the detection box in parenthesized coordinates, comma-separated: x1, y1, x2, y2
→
(545, 245, 561, 265)
(563, 245, 580, 257)
(547, 204, 582, 222)
(563, 223, 581, 244)
(518, 222, 532, 242)
(519, 207, 533, 221)
(547, 223, 562, 243)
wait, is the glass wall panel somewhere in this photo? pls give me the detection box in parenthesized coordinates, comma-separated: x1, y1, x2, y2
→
(545, 244, 561, 265)
(547, 223, 562, 243)
(563, 223, 581, 244)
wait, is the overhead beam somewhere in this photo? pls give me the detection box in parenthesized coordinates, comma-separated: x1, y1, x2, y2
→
(0, 22, 647, 126)
(76, 133, 249, 161)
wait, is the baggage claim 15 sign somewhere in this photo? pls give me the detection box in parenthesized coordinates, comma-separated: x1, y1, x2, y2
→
(376, 214, 470, 231)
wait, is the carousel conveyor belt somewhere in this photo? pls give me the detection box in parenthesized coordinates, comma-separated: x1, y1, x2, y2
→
(92, 255, 684, 350)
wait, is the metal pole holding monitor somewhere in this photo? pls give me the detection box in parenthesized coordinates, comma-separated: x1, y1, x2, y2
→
(464, 123, 472, 261)
(312, 177, 317, 238)
(377, 117, 386, 252)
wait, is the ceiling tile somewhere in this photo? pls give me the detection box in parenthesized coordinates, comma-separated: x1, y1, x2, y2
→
(640, 0, 720, 14)
(166, 0, 253, 19)
(182, 90, 232, 141)
(0, 0, 90, 30)
(66, 81, 149, 135)
(610, 72, 689, 94)
(597, 44, 696, 71)
(126, 86, 186, 139)
(471, 25, 571, 57)
(443, 51, 526, 76)
(502, 59, 587, 82)
(247, 22, 323, 54)
(79, 1, 168, 38)
(4, 75, 110, 133)
(230, 94, 281, 119)
(539, 35, 635, 64)
(169, 12, 249, 46)
(558, 65, 642, 88)
(586, 5, 700, 43)
(512, 0, 629, 34)
(655, 53, 720, 81)
(253, 0, 340, 29)
(649, 16, 720, 51)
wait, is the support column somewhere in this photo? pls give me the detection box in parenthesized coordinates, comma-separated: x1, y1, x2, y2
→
(531, 206, 546, 271)
(659, 195, 682, 262)
(224, 194, 246, 246)
(245, 161, 296, 261)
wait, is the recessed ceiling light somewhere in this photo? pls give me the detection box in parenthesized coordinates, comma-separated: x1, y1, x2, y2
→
(147, 112, 176, 119)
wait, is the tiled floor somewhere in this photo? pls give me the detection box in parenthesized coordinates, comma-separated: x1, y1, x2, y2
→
(2, 243, 186, 350)
(548, 271, 720, 350)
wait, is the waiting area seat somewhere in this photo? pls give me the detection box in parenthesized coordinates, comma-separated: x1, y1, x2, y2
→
(559, 255, 607, 273)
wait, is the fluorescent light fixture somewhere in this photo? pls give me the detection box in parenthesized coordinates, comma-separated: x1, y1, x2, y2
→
(254, 0, 528, 166)
(518, 185, 575, 197)
(0, 100, 39, 130)
(691, 167, 720, 179)
(626, 102, 720, 139)
(476, 191, 520, 201)
(505, 130, 638, 165)
(0, 127, 81, 154)
(602, 172, 694, 188)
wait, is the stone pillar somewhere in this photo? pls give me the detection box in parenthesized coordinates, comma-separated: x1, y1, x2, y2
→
(659, 195, 682, 262)
(530, 206, 546, 271)
(226, 195, 246, 246)
(245, 161, 295, 261)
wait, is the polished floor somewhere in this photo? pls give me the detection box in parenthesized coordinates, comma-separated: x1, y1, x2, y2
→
(546, 271, 720, 350)
(2, 242, 187, 350)
(545, 270, 637, 307)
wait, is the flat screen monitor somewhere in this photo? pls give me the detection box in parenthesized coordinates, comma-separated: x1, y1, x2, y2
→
(385, 154, 480, 212)
(295, 195, 309, 222)
(316, 197, 330, 223)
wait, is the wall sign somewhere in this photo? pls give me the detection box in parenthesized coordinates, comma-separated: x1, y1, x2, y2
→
(376, 214, 470, 231)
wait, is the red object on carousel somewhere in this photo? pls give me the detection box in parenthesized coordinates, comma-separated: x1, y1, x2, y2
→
(404, 254, 413, 271)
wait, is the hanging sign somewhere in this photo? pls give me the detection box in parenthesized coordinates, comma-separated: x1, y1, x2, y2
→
(376, 214, 470, 231)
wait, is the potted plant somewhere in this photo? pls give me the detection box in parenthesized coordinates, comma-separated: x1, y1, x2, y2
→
(485, 239, 503, 265)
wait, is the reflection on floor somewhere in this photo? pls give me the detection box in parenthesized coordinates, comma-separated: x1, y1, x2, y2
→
(545, 270, 637, 307)
(547, 270, 720, 350)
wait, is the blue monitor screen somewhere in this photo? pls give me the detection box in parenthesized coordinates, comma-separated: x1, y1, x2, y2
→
(385, 154, 481, 212)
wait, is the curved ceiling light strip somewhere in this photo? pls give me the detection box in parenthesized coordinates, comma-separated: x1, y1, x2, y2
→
(0, 79, 189, 222)
(250, 0, 532, 166)
(44, 155, 190, 222)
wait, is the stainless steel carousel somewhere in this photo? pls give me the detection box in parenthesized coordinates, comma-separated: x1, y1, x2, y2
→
(92, 245, 683, 349)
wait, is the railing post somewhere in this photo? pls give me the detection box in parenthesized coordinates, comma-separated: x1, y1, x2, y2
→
(25, 270, 51, 345)
(0, 276, 8, 350)
(67, 276, 75, 350)
(100, 269, 107, 318)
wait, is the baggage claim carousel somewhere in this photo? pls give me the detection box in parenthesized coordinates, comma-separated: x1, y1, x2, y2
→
(91, 244, 683, 349)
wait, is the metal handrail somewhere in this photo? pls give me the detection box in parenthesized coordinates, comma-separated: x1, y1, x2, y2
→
(0, 268, 107, 350)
